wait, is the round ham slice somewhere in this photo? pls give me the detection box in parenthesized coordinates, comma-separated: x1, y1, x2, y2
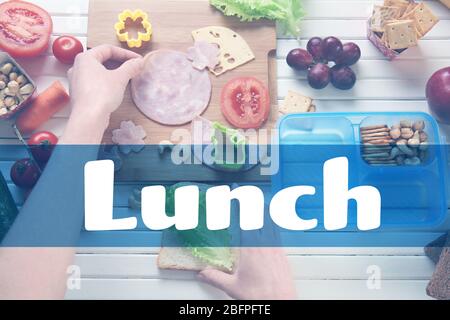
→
(131, 50, 212, 126)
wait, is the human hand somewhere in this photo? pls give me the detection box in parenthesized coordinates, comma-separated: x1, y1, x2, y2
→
(197, 201, 296, 300)
(68, 45, 143, 120)
(62, 45, 144, 144)
(198, 248, 297, 300)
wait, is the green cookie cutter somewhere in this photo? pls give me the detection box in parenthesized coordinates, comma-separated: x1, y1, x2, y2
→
(211, 122, 246, 171)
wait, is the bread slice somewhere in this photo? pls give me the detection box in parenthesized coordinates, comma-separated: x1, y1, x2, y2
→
(157, 183, 239, 274)
(158, 247, 209, 271)
(158, 247, 238, 273)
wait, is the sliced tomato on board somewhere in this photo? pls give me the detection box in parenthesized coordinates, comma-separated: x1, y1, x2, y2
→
(220, 77, 271, 129)
(0, 1, 53, 58)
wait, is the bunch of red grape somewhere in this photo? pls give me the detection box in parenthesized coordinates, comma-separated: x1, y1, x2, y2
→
(287, 37, 361, 90)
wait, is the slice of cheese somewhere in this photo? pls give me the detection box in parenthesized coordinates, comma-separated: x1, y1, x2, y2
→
(192, 26, 255, 76)
(280, 91, 315, 114)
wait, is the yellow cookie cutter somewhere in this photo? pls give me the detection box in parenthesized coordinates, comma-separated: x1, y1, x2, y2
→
(114, 9, 152, 48)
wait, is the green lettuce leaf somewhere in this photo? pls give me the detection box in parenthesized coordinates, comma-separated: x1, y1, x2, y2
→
(165, 183, 235, 271)
(210, 0, 304, 36)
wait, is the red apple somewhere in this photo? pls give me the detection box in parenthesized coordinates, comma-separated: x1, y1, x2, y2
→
(426, 67, 450, 123)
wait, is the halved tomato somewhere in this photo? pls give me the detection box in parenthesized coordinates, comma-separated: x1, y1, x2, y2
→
(0, 1, 53, 58)
(220, 77, 271, 129)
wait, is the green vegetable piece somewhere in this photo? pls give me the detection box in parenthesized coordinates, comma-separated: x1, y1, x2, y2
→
(210, 0, 304, 36)
(211, 122, 246, 171)
(165, 183, 235, 271)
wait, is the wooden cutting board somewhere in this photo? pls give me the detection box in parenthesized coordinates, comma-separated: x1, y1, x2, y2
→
(87, 0, 277, 144)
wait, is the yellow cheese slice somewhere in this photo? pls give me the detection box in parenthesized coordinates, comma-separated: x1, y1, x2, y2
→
(192, 26, 255, 76)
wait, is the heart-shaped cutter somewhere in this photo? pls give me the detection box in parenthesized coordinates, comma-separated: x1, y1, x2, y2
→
(114, 9, 152, 48)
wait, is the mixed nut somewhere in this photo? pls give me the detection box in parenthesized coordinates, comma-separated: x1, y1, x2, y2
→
(361, 120, 429, 166)
(0, 61, 34, 117)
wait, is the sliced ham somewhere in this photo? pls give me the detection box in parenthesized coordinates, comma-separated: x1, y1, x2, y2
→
(187, 41, 220, 71)
(131, 50, 212, 126)
(112, 120, 147, 154)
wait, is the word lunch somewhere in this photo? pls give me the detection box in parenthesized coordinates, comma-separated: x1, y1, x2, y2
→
(84, 157, 381, 232)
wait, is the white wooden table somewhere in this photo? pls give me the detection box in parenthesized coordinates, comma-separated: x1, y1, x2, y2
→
(1, 0, 449, 300)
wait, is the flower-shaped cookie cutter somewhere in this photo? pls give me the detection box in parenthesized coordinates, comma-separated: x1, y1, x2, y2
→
(114, 9, 152, 48)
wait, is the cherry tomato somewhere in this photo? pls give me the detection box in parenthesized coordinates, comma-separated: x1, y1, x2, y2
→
(28, 131, 58, 164)
(52, 36, 84, 65)
(220, 77, 271, 129)
(10, 159, 40, 189)
(0, 1, 53, 58)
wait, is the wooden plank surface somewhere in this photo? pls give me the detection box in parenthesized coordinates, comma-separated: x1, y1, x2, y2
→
(65, 278, 432, 300)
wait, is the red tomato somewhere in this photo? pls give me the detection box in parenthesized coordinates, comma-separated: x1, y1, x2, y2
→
(10, 159, 41, 189)
(220, 77, 271, 129)
(28, 131, 58, 164)
(52, 36, 84, 65)
(0, 1, 53, 58)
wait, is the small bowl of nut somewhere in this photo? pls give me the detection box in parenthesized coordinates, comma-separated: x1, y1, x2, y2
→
(360, 115, 435, 167)
(0, 52, 36, 120)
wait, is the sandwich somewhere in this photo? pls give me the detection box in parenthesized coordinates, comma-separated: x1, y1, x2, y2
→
(157, 183, 238, 273)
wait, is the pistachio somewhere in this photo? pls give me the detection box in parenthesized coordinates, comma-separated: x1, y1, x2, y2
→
(0, 89, 5, 100)
(0, 108, 7, 116)
(4, 96, 16, 108)
(16, 75, 27, 86)
(7, 80, 19, 94)
(0, 99, 4, 109)
(391, 124, 401, 130)
(0, 63, 13, 75)
(412, 120, 425, 131)
(396, 139, 414, 156)
(404, 157, 421, 166)
(407, 131, 420, 147)
(3, 87, 15, 97)
(389, 128, 401, 139)
(9, 72, 18, 81)
(400, 128, 414, 139)
(419, 131, 428, 143)
(8, 104, 18, 111)
(0, 81, 5, 90)
(0, 74, 7, 83)
(396, 155, 406, 165)
(400, 120, 412, 128)
(19, 83, 34, 95)
(389, 147, 402, 159)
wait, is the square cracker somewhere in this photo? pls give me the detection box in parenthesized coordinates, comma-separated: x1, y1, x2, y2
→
(371, 5, 401, 32)
(383, 0, 410, 16)
(401, 2, 419, 18)
(280, 91, 314, 114)
(404, 3, 439, 37)
(385, 20, 418, 50)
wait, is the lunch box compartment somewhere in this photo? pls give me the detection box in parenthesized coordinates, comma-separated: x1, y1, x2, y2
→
(359, 114, 437, 167)
(360, 170, 444, 226)
(0, 52, 36, 120)
(279, 116, 355, 144)
(274, 112, 448, 229)
(279, 116, 357, 163)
